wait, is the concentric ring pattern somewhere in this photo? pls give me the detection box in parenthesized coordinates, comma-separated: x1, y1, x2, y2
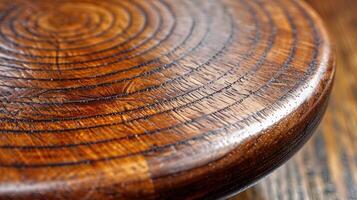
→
(0, 0, 334, 199)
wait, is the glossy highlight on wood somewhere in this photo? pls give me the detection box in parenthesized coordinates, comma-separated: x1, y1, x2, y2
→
(0, 0, 334, 199)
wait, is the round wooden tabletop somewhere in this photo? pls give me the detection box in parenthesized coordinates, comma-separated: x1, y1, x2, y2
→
(0, 0, 334, 199)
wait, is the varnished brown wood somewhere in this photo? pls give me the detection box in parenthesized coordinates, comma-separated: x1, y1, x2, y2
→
(0, 0, 334, 199)
(233, 0, 357, 199)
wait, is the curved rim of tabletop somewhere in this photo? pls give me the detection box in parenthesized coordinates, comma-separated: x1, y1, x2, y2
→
(215, 0, 336, 198)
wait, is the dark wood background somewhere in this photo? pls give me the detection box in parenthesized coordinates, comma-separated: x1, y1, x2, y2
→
(233, 0, 357, 199)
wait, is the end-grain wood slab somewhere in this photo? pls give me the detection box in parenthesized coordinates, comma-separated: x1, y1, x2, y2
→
(0, 0, 334, 199)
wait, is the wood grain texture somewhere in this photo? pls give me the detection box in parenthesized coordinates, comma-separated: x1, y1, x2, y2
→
(0, 0, 334, 199)
(233, 0, 357, 199)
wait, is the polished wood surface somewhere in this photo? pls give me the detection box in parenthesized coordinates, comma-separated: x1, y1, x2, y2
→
(234, 0, 356, 199)
(0, 0, 334, 199)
